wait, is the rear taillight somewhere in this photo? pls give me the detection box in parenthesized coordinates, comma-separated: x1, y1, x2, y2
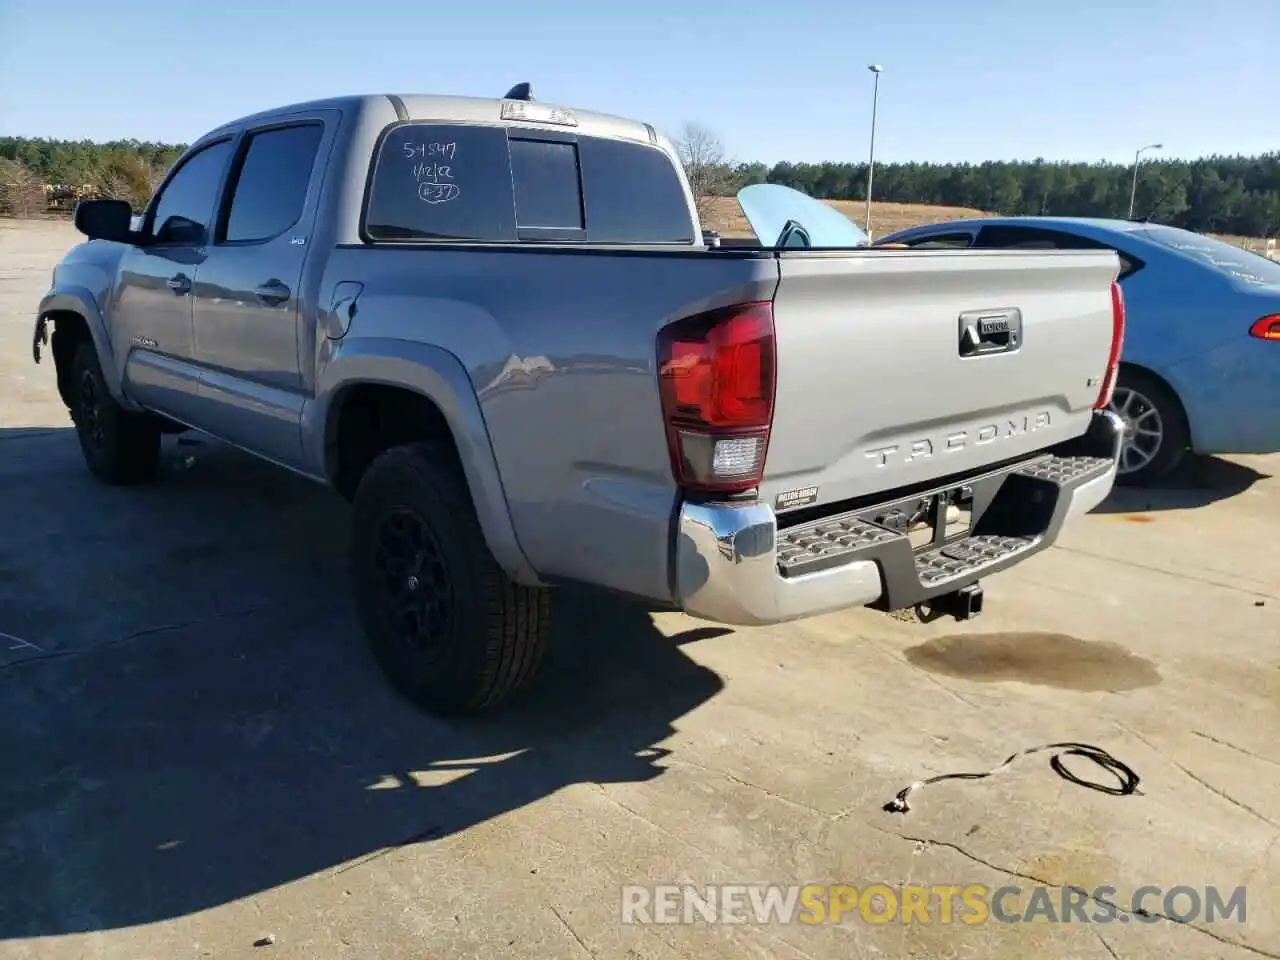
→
(657, 301, 776, 493)
(1249, 315, 1280, 341)
(1095, 280, 1126, 409)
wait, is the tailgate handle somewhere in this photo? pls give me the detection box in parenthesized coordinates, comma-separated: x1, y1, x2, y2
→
(958, 308, 1021, 358)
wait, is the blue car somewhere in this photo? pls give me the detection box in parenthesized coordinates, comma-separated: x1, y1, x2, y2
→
(878, 217, 1280, 485)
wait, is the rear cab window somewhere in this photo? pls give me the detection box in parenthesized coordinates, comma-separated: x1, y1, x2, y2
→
(363, 122, 695, 245)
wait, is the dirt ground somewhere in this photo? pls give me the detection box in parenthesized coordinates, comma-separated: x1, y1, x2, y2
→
(1, 217, 1278, 959)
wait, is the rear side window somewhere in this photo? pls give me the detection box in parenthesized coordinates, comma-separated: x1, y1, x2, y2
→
(973, 225, 1092, 249)
(363, 122, 694, 244)
(222, 123, 324, 243)
(975, 225, 1144, 279)
(904, 232, 974, 249)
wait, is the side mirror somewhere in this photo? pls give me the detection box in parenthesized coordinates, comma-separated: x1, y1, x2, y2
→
(73, 199, 135, 242)
(775, 219, 812, 248)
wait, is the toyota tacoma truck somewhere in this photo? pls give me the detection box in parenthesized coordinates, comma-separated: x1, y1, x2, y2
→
(34, 87, 1126, 714)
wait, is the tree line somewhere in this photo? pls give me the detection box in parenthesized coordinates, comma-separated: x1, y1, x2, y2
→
(0, 137, 184, 215)
(730, 154, 1280, 238)
(5, 130, 1280, 238)
(675, 123, 1280, 239)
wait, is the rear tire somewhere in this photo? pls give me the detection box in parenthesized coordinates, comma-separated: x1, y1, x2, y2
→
(1109, 367, 1189, 486)
(69, 340, 161, 485)
(349, 443, 551, 715)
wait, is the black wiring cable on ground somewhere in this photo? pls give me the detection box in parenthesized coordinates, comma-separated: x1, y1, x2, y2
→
(883, 742, 1141, 815)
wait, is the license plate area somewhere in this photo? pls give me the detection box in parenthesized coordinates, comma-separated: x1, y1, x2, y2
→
(866, 485, 975, 554)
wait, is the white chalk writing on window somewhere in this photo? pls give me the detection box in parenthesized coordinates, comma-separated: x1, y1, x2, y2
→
(403, 141, 460, 203)
(412, 161, 453, 182)
(418, 182, 461, 204)
(402, 141, 457, 160)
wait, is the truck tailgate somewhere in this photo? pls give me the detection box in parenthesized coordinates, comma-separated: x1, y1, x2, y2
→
(762, 248, 1121, 513)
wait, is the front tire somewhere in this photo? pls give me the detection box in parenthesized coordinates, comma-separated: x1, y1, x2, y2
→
(1108, 367, 1189, 486)
(69, 340, 161, 485)
(349, 443, 551, 715)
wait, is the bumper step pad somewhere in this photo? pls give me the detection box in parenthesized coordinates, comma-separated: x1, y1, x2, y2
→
(774, 453, 1113, 597)
(777, 517, 900, 575)
(1014, 455, 1112, 485)
(915, 534, 1035, 587)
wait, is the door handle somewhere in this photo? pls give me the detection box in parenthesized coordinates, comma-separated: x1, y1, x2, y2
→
(255, 280, 291, 306)
(166, 273, 191, 295)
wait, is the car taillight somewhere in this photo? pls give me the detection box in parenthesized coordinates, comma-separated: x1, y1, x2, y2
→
(1094, 280, 1126, 409)
(657, 301, 776, 493)
(1249, 315, 1280, 341)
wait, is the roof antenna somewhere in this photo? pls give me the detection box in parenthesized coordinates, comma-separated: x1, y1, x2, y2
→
(503, 82, 535, 102)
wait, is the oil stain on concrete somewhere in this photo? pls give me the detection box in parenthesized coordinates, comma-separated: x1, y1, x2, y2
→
(904, 632, 1161, 692)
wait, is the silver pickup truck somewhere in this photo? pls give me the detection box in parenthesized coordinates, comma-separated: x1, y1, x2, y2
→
(34, 87, 1126, 714)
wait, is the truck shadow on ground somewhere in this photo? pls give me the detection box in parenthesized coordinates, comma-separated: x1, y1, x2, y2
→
(0, 429, 726, 939)
(1096, 454, 1269, 514)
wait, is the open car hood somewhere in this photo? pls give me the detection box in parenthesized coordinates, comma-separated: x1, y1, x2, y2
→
(736, 183, 868, 248)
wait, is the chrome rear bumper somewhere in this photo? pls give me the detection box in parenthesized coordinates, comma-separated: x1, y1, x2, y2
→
(673, 411, 1123, 626)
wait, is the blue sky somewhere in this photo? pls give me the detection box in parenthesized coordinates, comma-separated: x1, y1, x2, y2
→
(1, 0, 1275, 164)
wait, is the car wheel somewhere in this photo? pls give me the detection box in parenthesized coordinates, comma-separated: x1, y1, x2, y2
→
(349, 442, 551, 715)
(69, 340, 161, 485)
(1107, 368, 1189, 486)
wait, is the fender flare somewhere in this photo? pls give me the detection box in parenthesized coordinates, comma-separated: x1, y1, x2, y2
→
(307, 337, 542, 586)
(37, 288, 136, 408)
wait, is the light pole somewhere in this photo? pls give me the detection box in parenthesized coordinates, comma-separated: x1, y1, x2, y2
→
(865, 64, 883, 240)
(1128, 143, 1163, 219)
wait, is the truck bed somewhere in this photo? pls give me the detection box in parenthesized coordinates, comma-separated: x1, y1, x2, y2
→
(324, 242, 1119, 605)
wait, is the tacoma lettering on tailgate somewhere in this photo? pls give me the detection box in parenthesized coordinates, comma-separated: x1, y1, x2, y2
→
(864, 411, 1053, 468)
